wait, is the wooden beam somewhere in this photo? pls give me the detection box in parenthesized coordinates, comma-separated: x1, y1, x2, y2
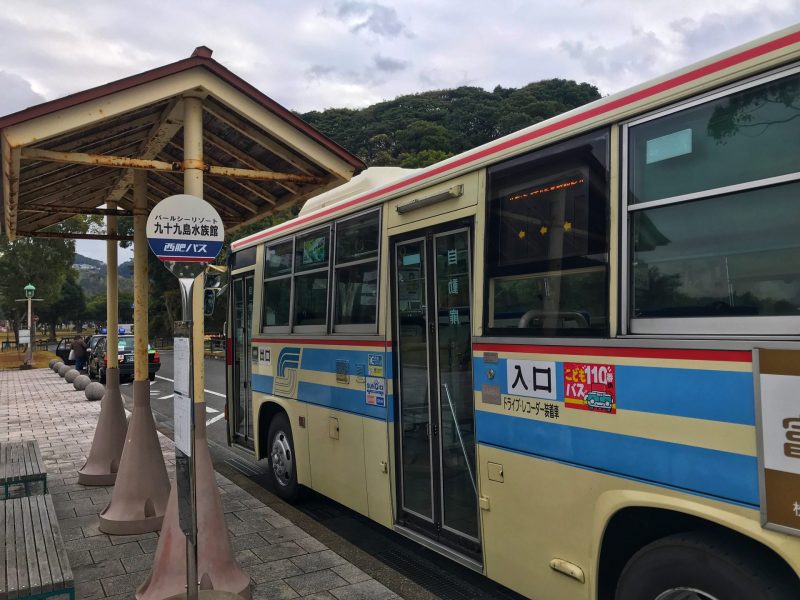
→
(21, 138, 144, 182)
(19, 204, 133, 217)
(103, 97, 186, 207)
(21, 146, 324, 184)
(204, 131, 279, 203)
(21, 147, 180, 172)
(17, 230, 133, 241)
(203, 104, 318, 176)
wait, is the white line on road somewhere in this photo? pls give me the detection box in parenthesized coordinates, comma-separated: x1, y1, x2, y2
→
(158, 394, 174, 400)
(155, 375, 226, 398)
(206, 413, 225, 426)
(206, 407, 219, 414)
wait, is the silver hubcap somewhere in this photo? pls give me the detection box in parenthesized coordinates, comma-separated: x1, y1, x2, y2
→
(655, 589, 720, 600)
(271, 430, 293, 487)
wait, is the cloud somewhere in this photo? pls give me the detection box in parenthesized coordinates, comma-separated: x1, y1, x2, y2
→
(374, 54, 408, 73)
(559, 27, 668, 88)
(0, 71, 46, 115)
(334, 2, 412, 38)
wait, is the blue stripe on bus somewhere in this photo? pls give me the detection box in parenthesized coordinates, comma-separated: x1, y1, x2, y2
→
(476, 410, 759, 506)
(298, 382, 389, 420)
(472, 358, 754, 425)
(616, 366, 754, 425)
(252, 374, 274, 395)
(301, 348, 393, 378)
(252, 374, 394, 421)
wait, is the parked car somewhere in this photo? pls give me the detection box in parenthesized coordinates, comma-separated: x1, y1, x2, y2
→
(54, 336, 79, 365)
(88, 335, 161, 383)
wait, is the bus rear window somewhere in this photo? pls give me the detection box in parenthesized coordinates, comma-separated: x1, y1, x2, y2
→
(486, 130, 610, 336)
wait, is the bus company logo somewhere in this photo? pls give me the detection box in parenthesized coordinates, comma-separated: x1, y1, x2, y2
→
(564, 362, 616, 414)
(784, 417, 800, 459)
(274, 347, 301, 398)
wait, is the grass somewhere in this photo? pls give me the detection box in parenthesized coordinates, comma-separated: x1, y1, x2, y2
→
(0, 349, 58, 370)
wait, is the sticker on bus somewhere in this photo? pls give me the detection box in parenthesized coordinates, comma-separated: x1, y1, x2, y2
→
(365, 376, 386, 407)
(506, 359, 557, 400)
(564, 362, 616, 414)
(368, 353, 384, 377)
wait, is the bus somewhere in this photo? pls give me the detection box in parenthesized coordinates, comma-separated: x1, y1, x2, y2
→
(225, 25, 800, 600)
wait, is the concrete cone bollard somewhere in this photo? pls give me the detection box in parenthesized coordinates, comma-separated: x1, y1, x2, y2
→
(136, 403, 251, 599)
(99, 379, 170, 534)
(78, 369, 127, 485)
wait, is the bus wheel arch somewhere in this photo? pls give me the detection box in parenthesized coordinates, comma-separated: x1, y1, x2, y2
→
(597, 507, 799, 600)
(257, 401, 285, 461)
(258, 403, 301, 503)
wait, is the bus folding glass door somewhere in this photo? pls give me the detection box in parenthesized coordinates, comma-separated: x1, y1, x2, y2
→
(232, 275, 254, 448)
(393, 225, 479, 557)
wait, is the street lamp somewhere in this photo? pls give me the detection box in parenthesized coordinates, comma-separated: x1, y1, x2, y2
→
(24, 283, 35, 366)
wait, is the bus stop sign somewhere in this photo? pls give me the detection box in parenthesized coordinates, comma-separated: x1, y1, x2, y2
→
(146, 194, 224, 267)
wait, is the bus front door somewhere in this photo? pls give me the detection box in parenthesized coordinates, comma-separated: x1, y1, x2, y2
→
(393, 224, 480, 559)
(232, 274, 254, 449)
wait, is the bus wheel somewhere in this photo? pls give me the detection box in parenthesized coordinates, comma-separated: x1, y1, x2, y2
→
(267, 412, 299, 502)
(615, 531, 798, 600)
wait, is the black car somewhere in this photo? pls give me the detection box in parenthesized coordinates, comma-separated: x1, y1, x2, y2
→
(87, 335, 161, 383)
(54, 336, 79, 365)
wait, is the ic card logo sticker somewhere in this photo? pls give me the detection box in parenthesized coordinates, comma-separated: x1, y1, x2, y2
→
(365, 376, 386, 407)
(368, 353, 384, 377)
(564, 362, 616, 414)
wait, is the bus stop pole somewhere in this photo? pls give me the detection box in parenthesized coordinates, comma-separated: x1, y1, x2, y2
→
(183, 93, 203, 600)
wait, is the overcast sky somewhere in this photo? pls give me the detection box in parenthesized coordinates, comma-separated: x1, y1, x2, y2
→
(1, 0, 798, 262)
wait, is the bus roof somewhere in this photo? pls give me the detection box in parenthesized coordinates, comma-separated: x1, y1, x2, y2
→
(232, 23, 800, 252)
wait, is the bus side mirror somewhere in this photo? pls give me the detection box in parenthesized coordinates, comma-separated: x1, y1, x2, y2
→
(204, 289, 216, 317)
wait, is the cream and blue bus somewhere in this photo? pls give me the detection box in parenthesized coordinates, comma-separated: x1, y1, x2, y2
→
(226, 25, 800, 599)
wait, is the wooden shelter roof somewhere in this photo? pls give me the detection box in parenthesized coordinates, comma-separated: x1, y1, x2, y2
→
(0, 46, 365, 240)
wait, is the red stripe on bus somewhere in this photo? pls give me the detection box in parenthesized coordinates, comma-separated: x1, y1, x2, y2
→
(251, 337, 392, 348)
(472, 343, 752, 363)
(232, 30, 800, 251)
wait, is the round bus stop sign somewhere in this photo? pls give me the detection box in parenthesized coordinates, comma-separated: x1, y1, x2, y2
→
(146, 194, 224, 263)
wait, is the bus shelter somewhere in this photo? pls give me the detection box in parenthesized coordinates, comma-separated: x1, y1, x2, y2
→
(0, 46, 365, 598)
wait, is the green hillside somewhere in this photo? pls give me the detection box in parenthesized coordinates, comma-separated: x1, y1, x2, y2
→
(299, 79, 601, 168)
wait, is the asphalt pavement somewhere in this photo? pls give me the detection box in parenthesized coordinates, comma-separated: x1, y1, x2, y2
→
(116, 350, 525, 600)
(120, 350, 230, 447)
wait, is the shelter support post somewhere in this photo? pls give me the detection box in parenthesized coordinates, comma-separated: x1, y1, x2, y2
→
(98, 172, 170, 534)
(78, 201, 128, 485)
(138, 95, 250, 600)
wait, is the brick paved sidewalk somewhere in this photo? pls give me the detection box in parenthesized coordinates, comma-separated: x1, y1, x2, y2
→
(0, 369, 399, 600)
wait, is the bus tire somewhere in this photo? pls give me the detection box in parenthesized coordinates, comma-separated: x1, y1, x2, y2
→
(615, 530, 798, 600)
(267, 412, 299, 503)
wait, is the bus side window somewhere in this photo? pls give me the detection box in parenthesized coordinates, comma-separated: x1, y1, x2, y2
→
(263, 239, 293, 331)
(485, 130, 610, 337)
(333, 210, 380, 332)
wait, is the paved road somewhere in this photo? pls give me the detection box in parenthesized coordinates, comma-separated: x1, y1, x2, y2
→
(119, 350, 230, 447)
(117, 350, 523, 600)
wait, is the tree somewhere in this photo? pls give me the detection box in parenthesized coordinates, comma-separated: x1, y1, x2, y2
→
(301, 78, 601, 167)
(38, 268, 86, 337)
(0, 235, 75, 342)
